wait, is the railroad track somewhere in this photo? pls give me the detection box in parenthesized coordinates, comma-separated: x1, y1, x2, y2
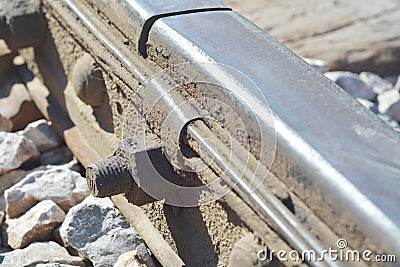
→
(1, 0, 399, 266)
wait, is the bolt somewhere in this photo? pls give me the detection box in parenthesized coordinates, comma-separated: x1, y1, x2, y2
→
(86, 155, 133, 198)
(85, 136, 162, 205)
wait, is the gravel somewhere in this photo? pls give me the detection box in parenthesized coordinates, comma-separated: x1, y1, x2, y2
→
(6, 200, 65, 249)
(59, 196, 154, 267)
(0, 241, 85, 266)
(5, 168, 89, 219)
(324, 70, 400, 131)
(0, 118, 155, 266)
(359, 72, 393, 94)
(325, 71, 377, 100)
(22, 119, 62, 152)
(0, 131, 40, 175)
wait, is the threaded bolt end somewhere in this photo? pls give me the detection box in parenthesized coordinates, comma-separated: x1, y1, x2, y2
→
(86, 156, 133, 197)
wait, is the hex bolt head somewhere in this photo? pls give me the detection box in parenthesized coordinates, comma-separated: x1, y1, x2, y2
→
(86, 155, 133, 198)
(86, 135, 166, 205)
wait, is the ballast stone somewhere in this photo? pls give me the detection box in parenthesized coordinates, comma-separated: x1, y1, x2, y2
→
(377, 89, 400, 119)
(22, 119, 62, 152)
(325, 71, 377, 100)
(0, 131, 39, 175)
(0, 241, 85, 266)
(113, 249, 156, 267)
(60, 196, 152, 267)
(39, 145, 74, 166)
(0, 169, 27, 194)
(5, 168, 89, 218)
(6, 200, 65, 249)
(359, 72, 394, 94)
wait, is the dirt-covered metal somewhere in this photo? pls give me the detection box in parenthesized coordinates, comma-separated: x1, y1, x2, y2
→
(71, 53, 105, 107)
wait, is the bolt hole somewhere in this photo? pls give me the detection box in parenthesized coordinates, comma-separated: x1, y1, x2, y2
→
(116, 102, 123, 115)
(179, 122, 199, 159)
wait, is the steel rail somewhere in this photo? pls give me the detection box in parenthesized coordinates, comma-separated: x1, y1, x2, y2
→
(51, 2, 342, 266)
(45, 0, 399, 264)
(149, 7, 400, 261)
